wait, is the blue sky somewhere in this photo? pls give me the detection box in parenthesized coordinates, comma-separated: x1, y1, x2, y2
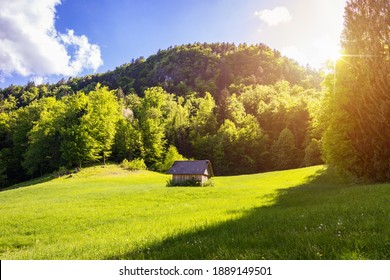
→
(0, 0, 346, 87)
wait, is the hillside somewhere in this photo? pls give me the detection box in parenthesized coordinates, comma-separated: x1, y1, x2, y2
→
(0, 43, 324, 188)
(0, 43, 321, 104)
(90, 43, 322, 97)
(0, 165, 388, 260)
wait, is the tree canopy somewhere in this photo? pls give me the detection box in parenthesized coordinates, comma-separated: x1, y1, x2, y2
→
(321, 0, 390, 182)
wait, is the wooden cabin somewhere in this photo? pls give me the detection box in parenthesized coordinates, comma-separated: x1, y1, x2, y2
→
(168, 160, 214, 185)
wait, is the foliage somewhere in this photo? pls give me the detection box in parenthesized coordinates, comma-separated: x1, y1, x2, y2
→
(0, 113, 11, 187)
(100, 43, 320, 97)
(111, 116, 143, 162)
(0, 150, 8, 187)
(60, 91, 93, 168)
(22, 98, 65, 176)
(120, 158, 147, 171)
(83, 84, 121, 164)
(304, 139, 323, 167)
(52, 166, 70, 178)
(157, 145, 186, 173)
(166, 178, 211, 187)
(321, 0, 390, 182)
(137, 87, 170, 168)
(271, 128, 299, 170)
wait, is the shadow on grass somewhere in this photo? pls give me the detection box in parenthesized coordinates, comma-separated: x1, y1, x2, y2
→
(108, 168, 389, 260)
(1, 175, 55, 192)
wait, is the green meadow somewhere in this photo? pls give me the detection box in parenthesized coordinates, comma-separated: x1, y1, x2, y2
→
(0, 165, 388, 260)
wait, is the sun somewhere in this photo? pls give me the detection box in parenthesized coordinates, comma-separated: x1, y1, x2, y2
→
(329, 47, 342, 62)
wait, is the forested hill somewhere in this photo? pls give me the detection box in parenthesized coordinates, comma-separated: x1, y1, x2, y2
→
(0, 43, 321, 106)
(0, 43, 324, 188)
(96, 43, 321, 97)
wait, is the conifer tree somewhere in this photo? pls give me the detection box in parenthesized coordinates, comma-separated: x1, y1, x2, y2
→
(322, 0, 390, 181)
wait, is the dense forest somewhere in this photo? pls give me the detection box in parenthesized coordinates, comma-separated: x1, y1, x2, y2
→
(1, 0, 388, 189)
(0, 43, 324, 187)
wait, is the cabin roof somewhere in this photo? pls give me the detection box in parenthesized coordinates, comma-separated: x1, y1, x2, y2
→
(167, 160, 214, 177)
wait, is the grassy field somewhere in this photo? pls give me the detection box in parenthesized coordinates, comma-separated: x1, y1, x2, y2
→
(0, 164, 388, 260)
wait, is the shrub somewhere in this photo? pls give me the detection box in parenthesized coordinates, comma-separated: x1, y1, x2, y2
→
(121, 158, 147, 171)
(166, 178, 214, 187)
(52, 166, 70, 178)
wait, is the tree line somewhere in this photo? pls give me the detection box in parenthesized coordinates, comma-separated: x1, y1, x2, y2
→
(0, 81, 322, 187)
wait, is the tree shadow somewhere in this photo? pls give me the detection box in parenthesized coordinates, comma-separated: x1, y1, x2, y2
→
(1, 175, 55, 192)
(1, 165, 86, 192)
(107, 168, 389, 260)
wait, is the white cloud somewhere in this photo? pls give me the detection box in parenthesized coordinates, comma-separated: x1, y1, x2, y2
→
(255, 6, 292, 26)
(0, 0, 103, 80)
(60, 30, 103, 75)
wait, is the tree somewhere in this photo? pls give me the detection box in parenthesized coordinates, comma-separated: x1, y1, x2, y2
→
(322, 0, 390, 181)
(137, 87, 169, 168)
(0, 112, 10, 150)
(83, 84, 120, 164)
(0, 150, 9, 187)
(215, 114, 268, 175)
(271, 128, 298, 170)
(190, 92, 218, 163)
(163, 96, 191, 156)
(0, 112, 11, 186)
(304, 139, 323, 167)
(113, 94, 145, 161)
(191, 92, 217, 136)
(8, 102, 43, 181)
(60, 92, 95, 168)
(157, 145, 186, 173)
(215, 119, 238, 174)
(225, 93, 246, 125)
(22, 98, 65, 176)
(236, 115, 268, 173)
(112, 114, 143, 162)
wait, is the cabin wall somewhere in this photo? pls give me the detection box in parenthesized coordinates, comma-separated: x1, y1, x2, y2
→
(172, 174, 208, 184)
